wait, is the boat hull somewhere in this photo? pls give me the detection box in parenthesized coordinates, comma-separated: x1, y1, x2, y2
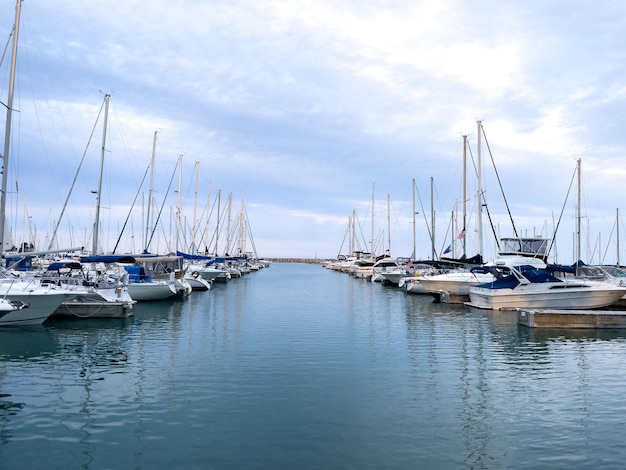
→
(127, 282, 177, 301)
(418, 273, 495, 303)
(0, 292, 67, 325)
(468, 284, 626, 311)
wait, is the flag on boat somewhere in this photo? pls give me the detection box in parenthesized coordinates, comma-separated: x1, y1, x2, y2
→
(457, 229, 466, 239)
(443, 245, 452, 254)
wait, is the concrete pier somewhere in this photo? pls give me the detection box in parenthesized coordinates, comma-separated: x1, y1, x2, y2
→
(518, 308, 626, 329)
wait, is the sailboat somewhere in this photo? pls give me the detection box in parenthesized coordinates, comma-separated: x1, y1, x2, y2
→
(0, 0, 70, 325)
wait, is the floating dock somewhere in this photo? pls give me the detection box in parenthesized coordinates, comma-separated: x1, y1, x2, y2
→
(517, 308, 626, 329)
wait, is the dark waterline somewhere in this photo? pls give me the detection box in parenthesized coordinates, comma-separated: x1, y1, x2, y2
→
(1, 262, 626, 469)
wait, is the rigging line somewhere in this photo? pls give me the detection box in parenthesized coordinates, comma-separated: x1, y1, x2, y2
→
(47, 97, 105, 250)
(337, 215, 351, 258)
(414, 180, 434, 257)
(112, 163, 150, 254)
(0, 27, 13, 70)
(465, 139, 496, 246)
(546, 164, 577, 260)
(600, 215, 616, 265)
(144, 158, 179, 253)
(481, 125, 519, 241)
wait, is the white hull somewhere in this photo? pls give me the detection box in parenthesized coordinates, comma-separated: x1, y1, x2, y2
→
(0, 291, 67, 325)
(468, 283, 626, 311)
(127, 282, 177, 301)
(417, 272, 495, 301)
(184, 275, 212, 291)
(405, 280, 428, 295)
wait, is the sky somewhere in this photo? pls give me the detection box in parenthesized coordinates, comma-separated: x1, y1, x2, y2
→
(2, 0, 626, 262)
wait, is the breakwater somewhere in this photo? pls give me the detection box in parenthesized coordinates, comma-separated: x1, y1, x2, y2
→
(265, 258, 326, 264)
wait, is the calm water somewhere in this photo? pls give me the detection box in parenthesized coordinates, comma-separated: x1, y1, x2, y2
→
(1, 263, 626, 469)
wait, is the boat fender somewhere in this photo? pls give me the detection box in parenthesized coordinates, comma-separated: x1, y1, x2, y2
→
(192, 271, 200, 278)
(620, 280, 624, 287)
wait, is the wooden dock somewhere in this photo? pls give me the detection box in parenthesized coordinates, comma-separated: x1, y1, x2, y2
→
(517, 308, 626, 329)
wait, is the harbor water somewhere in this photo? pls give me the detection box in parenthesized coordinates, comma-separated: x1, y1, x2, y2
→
(2, 262, 626, 469)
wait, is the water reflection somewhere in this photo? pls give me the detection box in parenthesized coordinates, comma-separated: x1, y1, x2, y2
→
(0, 326, 59, 361)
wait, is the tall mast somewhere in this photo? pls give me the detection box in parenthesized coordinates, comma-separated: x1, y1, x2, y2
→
(226, 192, 232, 255)
(412, 178, 416, 260)
(477, 120, 484, 258)
(203, 182, 210, 254)
(0, 0, 22, 256)
(176, 152, 183, 252)
(144, 130, 157, 252)
(430, 176, 435, 260)
(370, 182, 375, 256)
(617, 208, 620, 266)
(239, 193, 246, 256)
(387, 193, 390, 256)
(192, 161, 199, 254)
(214, 189, 221, 254)
(92, 93, 110, 255)
(576, 157, 581, 265)
(462, 134, 467, 257)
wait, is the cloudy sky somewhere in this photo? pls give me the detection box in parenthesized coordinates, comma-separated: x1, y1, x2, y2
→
(2, 0, 626, 262)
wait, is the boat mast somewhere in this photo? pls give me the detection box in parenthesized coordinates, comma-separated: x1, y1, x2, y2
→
(226, 192, 232, 255)
(387, 193, 391, 256)
(239, 193, 246, 256)
(192, 161, 199, 254)
(214, 189, 221, 255)
(430, 176, 435, 260)
(412, 178, 416, 260)
(462, 134, 467, 258)
(0, 0, 21, 256)
(175, 152, 183, 253)
(617, 208, 620, 266)
(477, 120, 484, 259)
(576, 157, 581, 265)
(370, 182, 375, 257)
(92, 93, 110, 256)
(144, 130, 157, 252)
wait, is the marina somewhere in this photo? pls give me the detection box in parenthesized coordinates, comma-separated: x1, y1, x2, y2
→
(2, 262, 626, 468)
